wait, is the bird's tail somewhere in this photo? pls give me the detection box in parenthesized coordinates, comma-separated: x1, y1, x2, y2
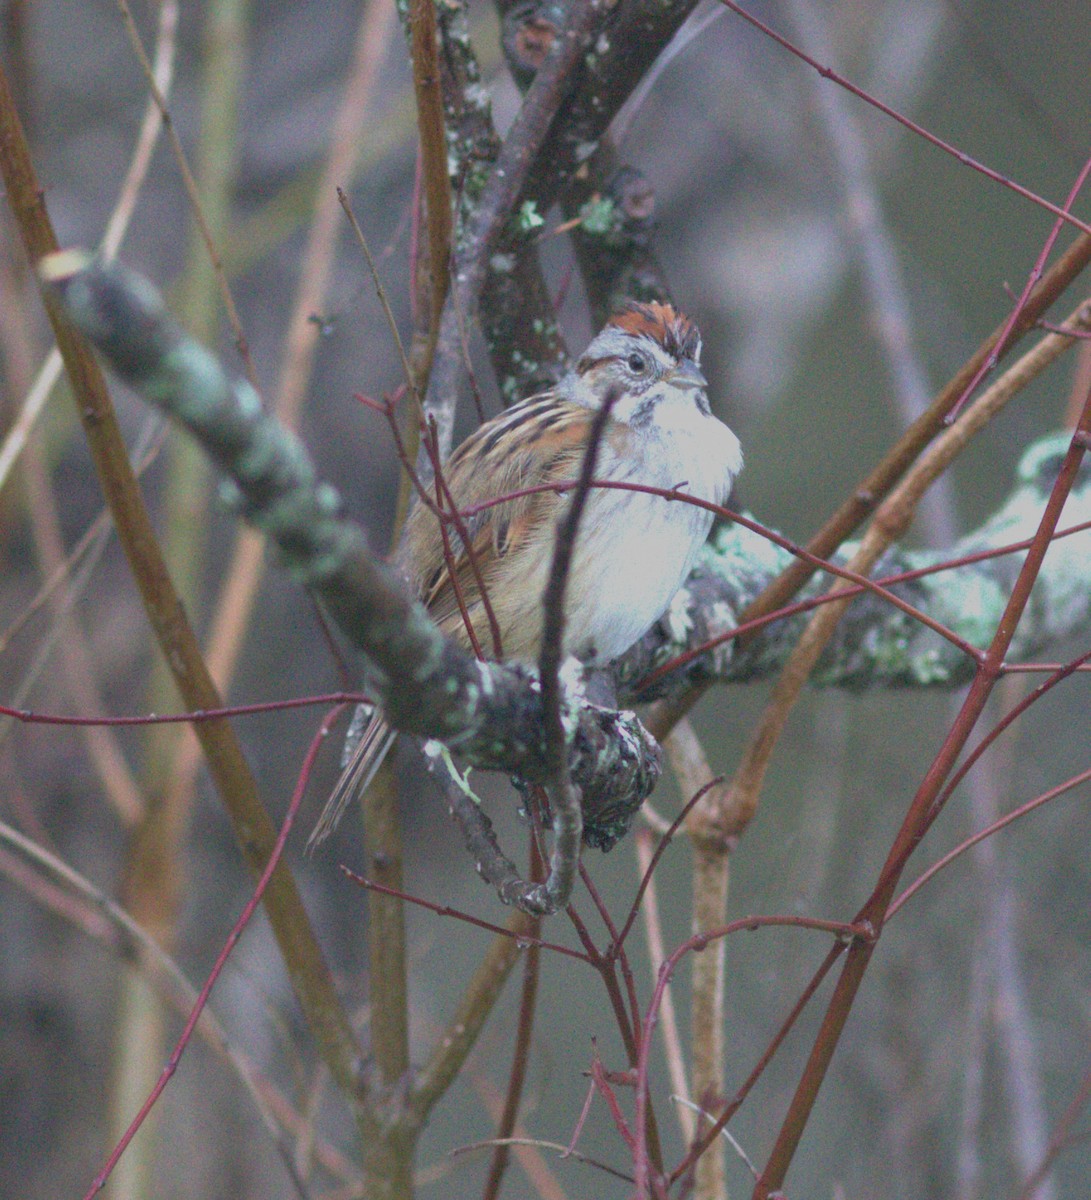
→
(306, 708, 397, 852)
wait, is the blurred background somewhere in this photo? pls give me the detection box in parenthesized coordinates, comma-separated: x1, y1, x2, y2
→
(2, 1, 1091, 1197)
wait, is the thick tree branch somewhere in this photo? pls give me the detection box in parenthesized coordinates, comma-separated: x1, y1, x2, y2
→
(435, 0, 569, 401)
(0, 67, 366, 1102)
(42, 252, 660, 853)
(506, 0, 701, 215)
(425, 0, 604, 459)
(620, 431, 1091, 703)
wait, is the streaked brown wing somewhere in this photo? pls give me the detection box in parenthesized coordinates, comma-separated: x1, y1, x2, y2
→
(400, 398, 592, 656)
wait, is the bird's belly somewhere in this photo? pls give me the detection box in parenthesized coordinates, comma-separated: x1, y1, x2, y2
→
(561, 489, 711, 663)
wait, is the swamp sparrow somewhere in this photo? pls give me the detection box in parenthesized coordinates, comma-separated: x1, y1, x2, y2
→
(307, 302, 742, 849)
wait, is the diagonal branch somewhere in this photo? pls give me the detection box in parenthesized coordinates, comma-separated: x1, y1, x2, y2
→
(424, 0, 605, 460)
(41, 252, 663, 849)
(0, 72, 365, 1098)
(753, 374, 1091, 1198)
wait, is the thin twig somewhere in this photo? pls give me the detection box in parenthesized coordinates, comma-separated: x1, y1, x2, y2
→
(336, 187, 420, 408)
(0, 100, 363, 1103)
(116, 0, 259, 390)
(521, 385, 621, 915)
(482, 840, 544, 1200)
(0, 0, 176, 494)
(715, 0, 1091, 238)
(82, 709, 339, 1199)
(890, 761, 1091, 919)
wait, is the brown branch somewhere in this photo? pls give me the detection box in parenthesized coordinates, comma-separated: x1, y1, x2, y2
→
(409, 0, 453, 346)
(646, 228, 1091, 737)
(0, 64, 365, 1099)
(754, 392, 1091, 1196)
(425, 0, 605, 459)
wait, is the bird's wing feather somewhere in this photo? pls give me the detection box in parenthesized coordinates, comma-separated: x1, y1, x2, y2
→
(401, 399, 593, 655)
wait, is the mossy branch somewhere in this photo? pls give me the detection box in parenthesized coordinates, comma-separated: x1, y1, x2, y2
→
(41, 251, 1091, 850)
(41, 252, 660, 852)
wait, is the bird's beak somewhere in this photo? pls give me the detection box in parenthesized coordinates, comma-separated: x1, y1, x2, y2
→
(668, 358, 707, 390)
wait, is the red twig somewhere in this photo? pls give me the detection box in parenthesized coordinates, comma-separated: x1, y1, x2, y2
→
(924, 647, 1091, 827)
(565, 901, 640, 1060)
(464, 481, 988, 663)
(580, 862, 643, 1051)
(715, 1, 1091, 239)
(0, 691, 367, 728)
(890, 761, 1091, 920)
(589, 1047, 637, 1153)
(630, 915, 872, 1197)
(82, 706, 346, 1199)
(947, 152, 1091, 420)
(339, 869, 588, 963)
(566, 1075, 598, 1156)
(753, 401, 1091, 1197)
(613, 777, 724, 953)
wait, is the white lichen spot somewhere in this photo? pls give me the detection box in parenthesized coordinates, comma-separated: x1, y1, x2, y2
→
(217, 479, 244, 511)
(476, 659, 496, 696)
(489, 252, 516, 273)
(559, 655, 586, 701)
(516, 200, 545, 232)
(235, 382, 262, 418)
(912, 647, 950, 685)
(595, 33, 610, 54)
(425, 740, 480, 802)
(574, 140, 599, 163)
(578, 195, 615, 235)
(314, 482, 341, 514)
(464, 82, 490, 110)
(1016, 433, 1070, 484)
(664, 589, 694, 645)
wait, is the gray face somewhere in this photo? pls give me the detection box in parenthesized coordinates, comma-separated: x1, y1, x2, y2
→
(575, 325, 711, 425)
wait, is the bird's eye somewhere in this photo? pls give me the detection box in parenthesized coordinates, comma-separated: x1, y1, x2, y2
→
(626, 352, 648, 374)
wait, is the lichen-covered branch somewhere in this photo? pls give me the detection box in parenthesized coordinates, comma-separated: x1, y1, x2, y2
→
(42, 255, 1091, 853)
(494, 1, 690, 345)
(507, 0, 700, 215)
(42, 252, 659, 851)
(426, 0, 698, 425)
(618, 434, 1091, 703)
(424, 0, 605, 458)
(566, 153, 672, 325)
(433, 0, 569, 401)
